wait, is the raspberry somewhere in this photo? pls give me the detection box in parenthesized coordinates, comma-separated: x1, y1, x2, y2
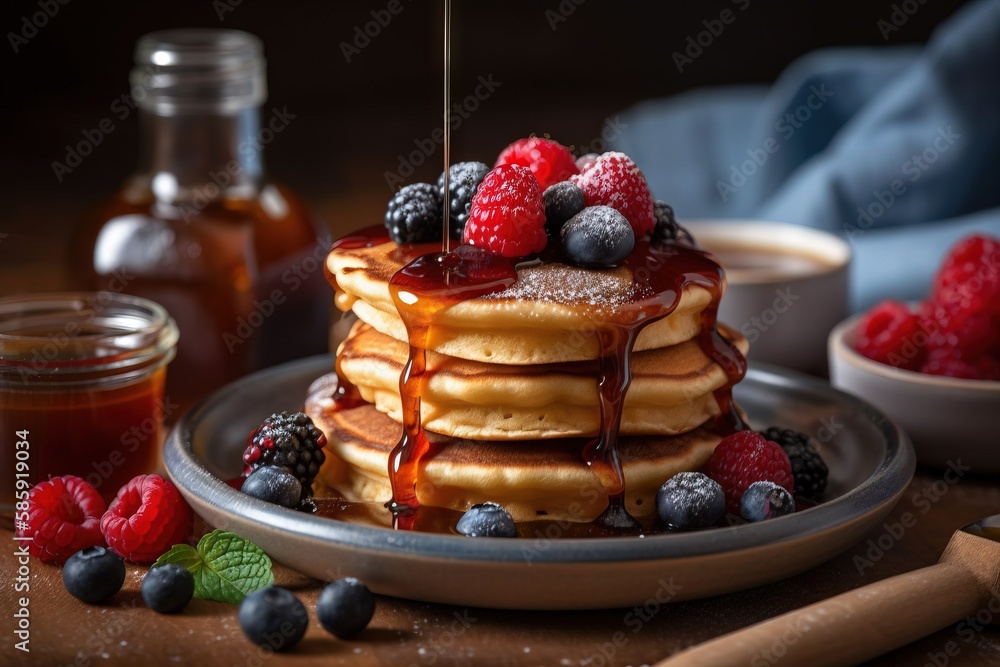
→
(16, 475, 106, 565)
(100, 474, 193, 564)
(854, 300, 923, 370)
(920, 355, 987, 380)
(702, 431, 794, 515)
(571, 152, 656, 237)
(462, 164, 547, 258)
(494, 137, 578, 191)
(909, 235, 1000, 378)
(853, 234, 1000, 381)
(921, 348, 1000, 380)
(930, 235, 1000, 310)
(242, 412, 327, 496)
(927, 305, 996, 361)
(977, 355, 1000, 380)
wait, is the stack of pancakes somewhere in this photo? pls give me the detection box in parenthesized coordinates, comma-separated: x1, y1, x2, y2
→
(307, 239, 748, 524)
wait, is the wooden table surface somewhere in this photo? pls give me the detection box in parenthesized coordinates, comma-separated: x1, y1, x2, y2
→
(4, 197, 1000, 666)
(4, 470, 1000, 667)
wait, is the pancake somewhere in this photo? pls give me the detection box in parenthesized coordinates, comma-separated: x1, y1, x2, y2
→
(337, 320, 749, 440)
(328, 240, 714, 365)
(306, 375, 726, 523)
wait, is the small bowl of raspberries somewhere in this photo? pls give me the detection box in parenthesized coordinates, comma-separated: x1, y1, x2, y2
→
(828, 234, 1000, 472)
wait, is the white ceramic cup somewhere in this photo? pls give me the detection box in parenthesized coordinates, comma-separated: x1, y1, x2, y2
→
(685, 220, 852, 375)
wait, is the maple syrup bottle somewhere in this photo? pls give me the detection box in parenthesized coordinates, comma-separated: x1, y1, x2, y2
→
(75, 29, 330, 410)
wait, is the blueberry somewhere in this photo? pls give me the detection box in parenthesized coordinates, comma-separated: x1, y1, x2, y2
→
(560, 206, 635, 268)
(455, 502, 518, 538)
(316, 578, 376, 638)
(62, 546, 126, 604)
(543, 181, 585, 236)
(740, 481, 796, 522)
(242, 466, 303, 508)
(655, 472, 725, 530)
(437, 161, 488, 239)
(141, 563, 195, 613)
(385, 183, 442, 244)
(238, 587, 308, 652)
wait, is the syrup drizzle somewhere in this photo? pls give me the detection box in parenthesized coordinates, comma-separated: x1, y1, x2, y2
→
(578, 238, 746, 528)
(328, 227, 392, 408)
(583, 325, 642, 530)
(328, 227, 748, 530)
(385, 247, 517, 527)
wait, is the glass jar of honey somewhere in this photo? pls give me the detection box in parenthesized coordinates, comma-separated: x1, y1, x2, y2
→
(0, 293, 178, 522)
(74, 29, 330, 412)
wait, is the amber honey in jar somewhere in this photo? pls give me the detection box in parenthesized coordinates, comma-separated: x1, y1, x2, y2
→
(74, 29, 330, 411)
(0, 293, 178, 522)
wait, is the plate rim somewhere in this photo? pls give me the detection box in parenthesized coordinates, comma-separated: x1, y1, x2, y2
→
(164, 355, 915, 565)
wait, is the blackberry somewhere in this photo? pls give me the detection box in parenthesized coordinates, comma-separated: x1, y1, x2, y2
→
(740, 481, 795, 522)
(437, 161, 488, 240)
(456, 502, 518, 538)
(760, 427, 828, 501)
(651, 200, 694, 246)
(384, 183, 442, 244)
(62, 546, 126, 604)
(561, 206, 635, 268)
(238, 587, 308, 652)
(543, 181, 585, 236)
(317, 578, 376, 638)
(655, 472, 725, 530)
(243, 412, 326, 497)
(141, 563, 195, 614)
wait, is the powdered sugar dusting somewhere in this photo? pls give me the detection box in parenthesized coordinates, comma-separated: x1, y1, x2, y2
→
(485, 262, 638, 306)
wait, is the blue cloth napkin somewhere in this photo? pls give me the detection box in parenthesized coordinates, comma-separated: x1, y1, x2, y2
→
(611, 0, 1000, 311)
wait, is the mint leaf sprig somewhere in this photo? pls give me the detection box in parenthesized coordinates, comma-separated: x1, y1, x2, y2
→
(154, 529, 274, 605)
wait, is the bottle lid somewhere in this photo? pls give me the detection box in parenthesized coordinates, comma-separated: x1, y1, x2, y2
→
(131, 28, 267, 116)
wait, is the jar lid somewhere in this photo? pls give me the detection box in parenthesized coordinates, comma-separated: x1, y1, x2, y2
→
(131, 28, 267, 116)
(0, 292, 179, 389)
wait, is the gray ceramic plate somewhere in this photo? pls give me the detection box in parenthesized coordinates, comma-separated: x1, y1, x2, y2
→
(164, 356, 914, 610)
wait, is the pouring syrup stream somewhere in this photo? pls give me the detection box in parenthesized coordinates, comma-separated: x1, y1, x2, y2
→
(441, 0, 452, 254)
(385, 0, 463, 527)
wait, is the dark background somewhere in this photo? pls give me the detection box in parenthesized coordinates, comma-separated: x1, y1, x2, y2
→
(0, 0, 970, 293)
